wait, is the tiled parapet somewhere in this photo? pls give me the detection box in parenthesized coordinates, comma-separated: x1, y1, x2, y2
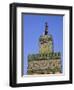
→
(28, 52, 61, 61)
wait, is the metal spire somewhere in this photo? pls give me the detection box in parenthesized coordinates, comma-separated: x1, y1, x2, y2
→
(45, 22, 48, 35)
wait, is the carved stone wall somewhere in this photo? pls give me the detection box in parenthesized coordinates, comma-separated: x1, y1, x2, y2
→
(28, 59, 62, 74)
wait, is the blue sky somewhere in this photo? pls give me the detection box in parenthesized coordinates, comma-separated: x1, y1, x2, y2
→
(22, 14, 63, 75)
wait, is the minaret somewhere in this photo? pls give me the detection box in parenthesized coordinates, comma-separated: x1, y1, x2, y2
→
(28, 22, 61, 75)
(39, 22, 53, 54)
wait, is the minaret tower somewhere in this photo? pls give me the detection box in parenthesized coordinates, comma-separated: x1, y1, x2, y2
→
(39, 22, 53, 54)
(28, 22, 61, 75)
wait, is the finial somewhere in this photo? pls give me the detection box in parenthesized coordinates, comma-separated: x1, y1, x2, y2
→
(45, 22, 48, 35)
